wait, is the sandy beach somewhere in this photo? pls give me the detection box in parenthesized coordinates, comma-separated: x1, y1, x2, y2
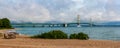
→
(0, 29, 120, 48)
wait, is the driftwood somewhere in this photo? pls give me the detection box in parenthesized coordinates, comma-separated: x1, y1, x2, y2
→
(4, 32, 18, 39)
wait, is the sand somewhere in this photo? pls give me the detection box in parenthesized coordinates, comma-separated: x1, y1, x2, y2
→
(0, 29, 120, 48)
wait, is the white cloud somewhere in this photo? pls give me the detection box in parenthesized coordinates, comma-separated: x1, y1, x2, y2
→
(0, 0, 120, 23)
(0, 0, 51, 23)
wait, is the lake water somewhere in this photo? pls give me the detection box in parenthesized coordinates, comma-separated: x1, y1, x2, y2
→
(15, 27, 120, 40)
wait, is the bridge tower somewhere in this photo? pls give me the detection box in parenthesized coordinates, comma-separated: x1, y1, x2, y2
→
(90, 18, 93, 27)
(65, 23, 68, 27)
(77, 15, 81, 27)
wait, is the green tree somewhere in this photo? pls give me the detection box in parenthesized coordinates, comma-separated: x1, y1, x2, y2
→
(69, 33, 78, 39)
(0, 18, 12, 28)
(0, 19, 3, 28)
(31, 30, 68, 39)
(69, 32, 89, 40)
(77, 32, 89, 40)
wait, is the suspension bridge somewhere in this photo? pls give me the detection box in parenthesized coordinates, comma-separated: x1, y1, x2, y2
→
(12, 15, 94, 27)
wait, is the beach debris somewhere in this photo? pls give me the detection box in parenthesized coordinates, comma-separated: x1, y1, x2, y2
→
(4, 30, 19, 39)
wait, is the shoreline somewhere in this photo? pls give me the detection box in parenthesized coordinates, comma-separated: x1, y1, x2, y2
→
(0, 29, 120, 41)
(0, 29, 120, 48)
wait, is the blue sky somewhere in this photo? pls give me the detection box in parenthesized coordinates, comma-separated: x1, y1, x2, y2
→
(0, 0, 120, 23)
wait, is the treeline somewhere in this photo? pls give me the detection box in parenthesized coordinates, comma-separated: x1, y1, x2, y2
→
(0, 18, 12, 29)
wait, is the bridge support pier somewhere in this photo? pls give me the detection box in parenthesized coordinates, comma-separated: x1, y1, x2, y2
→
(63, 23, 68, 27)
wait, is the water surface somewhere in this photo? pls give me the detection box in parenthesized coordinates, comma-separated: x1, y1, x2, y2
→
(15, 27, 120, 40)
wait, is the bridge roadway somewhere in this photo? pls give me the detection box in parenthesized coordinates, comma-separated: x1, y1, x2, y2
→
(12, 23, 93, 27)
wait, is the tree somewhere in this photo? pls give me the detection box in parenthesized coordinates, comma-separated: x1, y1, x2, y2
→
(69, 33, 78, 39)
(0, 19, 3, 28)
(0, 18, 12, 28)
(31, 30, 68, 39)
(69, 32, 89, 40)
(77, 32, 89, 40)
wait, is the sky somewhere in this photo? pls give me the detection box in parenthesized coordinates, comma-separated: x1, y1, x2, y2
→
(0, 0, 120, 23)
